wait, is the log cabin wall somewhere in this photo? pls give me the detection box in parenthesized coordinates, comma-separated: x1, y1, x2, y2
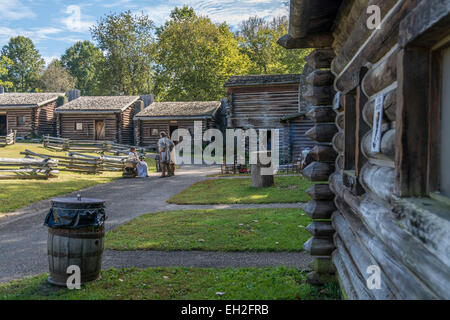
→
(328, 0, 448, 300)
(280, 0, 450, 299)
(120, 101, 143, 145)
(226, 81, 314, 163)
(34, 100, 58, 136)
(58, 114, 118, 141)
(3, 109, 34, 137)
(282, 117, 316, 162)
(137, 118, 210, 148)
(0, 100, 58, 138)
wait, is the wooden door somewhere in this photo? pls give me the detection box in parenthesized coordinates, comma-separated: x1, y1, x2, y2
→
(0, 115, 6, 136)
(95, 120, 105, 140)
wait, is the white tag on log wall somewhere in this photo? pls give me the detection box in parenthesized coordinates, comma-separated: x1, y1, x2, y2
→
(371, 95, 384, 153)
(333, 92, 341, 110)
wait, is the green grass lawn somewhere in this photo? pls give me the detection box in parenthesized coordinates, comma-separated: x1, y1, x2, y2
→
(0, 143, 155, 214)
(168, 176, 314, 205)
(0, 267, 341, 300)
(106, 208, 311, 251)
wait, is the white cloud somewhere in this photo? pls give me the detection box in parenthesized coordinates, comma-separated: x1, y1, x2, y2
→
(142, 0, 288, 27)
(62, 5, 94, 33)
(42, 55, 59, 66)
(0, 26, 63, 44)
(0, 0, 36, 20)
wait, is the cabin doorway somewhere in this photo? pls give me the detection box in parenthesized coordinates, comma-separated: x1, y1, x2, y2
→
(169, 125, 178, 141)
(0, 115, 6, 136)
(95, 120, 105, 140)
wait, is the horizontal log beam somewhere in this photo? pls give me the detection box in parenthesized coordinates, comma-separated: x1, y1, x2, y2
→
(335, 0, 421, 93)
(306, 221, 334, 237)
(302, 161, 335, 182)
(308, 145, 337, 162)
(333, 210, 396, 299)
(360, 163, 395, 203)
(304, 237, 335, 256)
(361, 129, 396, 167)
(362, 88, 397, 126)
(306, 124, 338, 142)
(334, 196, 438, 299)
(306, 70, 335, 86)
(306, 106, 336, 123)
(305, 49, 335, 69)
(305, 200, 336, 219)
(362, 47, 399, 98)
(332, 132, 344, 153)
(306, 184, 335, 200)
(304, 86, 336, 106)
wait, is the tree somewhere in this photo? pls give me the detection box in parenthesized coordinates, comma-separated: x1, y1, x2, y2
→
(91, 11, 155, 95)
(155, 7, 251, 101)
(1, 36, 45, 92)
(237, 16, 311, 74)
(61, 41, 105, 95)
(38, 59, 76, 92)
(0, 56, 13, 89)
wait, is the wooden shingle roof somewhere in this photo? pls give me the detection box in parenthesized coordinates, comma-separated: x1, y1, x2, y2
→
(56, 96, 140, 113)
(135, 101, 221, 119)
(0, 93, 63, 107)
(224, 74, 302, 88)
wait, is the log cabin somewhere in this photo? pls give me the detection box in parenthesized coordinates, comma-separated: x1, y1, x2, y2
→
(0, 92, 64, 138)
(55, 96, 143, 145)
(224, 74, 315, 163)
(134, 101, 222, 148)
(278, 0, 450, 300)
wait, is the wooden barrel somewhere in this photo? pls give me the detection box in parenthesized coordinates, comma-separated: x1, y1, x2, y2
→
(46, 198, 105, 286)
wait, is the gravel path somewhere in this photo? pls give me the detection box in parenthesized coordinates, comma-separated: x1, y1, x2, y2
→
(0, 165, 308, 284)
(103, 251, 312, 269)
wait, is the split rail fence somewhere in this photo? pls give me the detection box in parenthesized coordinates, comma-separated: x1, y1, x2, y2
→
(21, 149, 127, 175)
(0, 130, 16, 146)
(43, 136, 146, 155)
(0, 157, 58, 180)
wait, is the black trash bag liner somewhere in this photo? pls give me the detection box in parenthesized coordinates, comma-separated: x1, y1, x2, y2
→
(44, 203, 107, 229)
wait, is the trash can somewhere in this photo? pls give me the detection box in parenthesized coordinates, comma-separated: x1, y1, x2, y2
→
(44, 196, 106, 286)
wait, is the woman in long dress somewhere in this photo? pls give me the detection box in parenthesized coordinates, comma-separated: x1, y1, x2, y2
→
(128, 147, 149, 178)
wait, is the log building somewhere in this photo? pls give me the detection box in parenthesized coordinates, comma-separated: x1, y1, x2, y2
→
(134, 101, 222, 148)
(55, 96, 143, 145)
(0, 92, 64, 138)
(279, 0, 450, 299)
(224, 74, 315, 163)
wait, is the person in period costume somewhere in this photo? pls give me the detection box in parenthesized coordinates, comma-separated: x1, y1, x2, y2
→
(128, 147, 149, 178)
(158, 132, 175, 178)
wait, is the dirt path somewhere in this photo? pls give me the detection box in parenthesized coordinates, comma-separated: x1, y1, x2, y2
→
(0, 166, 310, 284)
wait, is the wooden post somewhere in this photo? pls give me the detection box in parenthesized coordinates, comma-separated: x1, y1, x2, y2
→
(251, 151, 274, 188)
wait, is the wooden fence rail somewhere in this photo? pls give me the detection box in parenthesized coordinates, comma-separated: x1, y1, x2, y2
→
(43, 135, 147, 156)
(0, 156, 58, 180)
(22, 149, 127, 175)
(0, 130, 17, 146)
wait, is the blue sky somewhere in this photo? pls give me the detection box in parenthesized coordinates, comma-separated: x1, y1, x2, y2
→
(0, 0, 289, 65)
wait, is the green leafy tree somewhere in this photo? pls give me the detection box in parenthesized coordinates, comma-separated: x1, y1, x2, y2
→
(154, 7, 251, 101)
(91, 11, 155, 95)
(0, 56, 13, 89)
(1, 36, 45, 92)
(61, 41, 106, 95)
(38, 59, 76, 93)
(237, 16, 311, 74)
